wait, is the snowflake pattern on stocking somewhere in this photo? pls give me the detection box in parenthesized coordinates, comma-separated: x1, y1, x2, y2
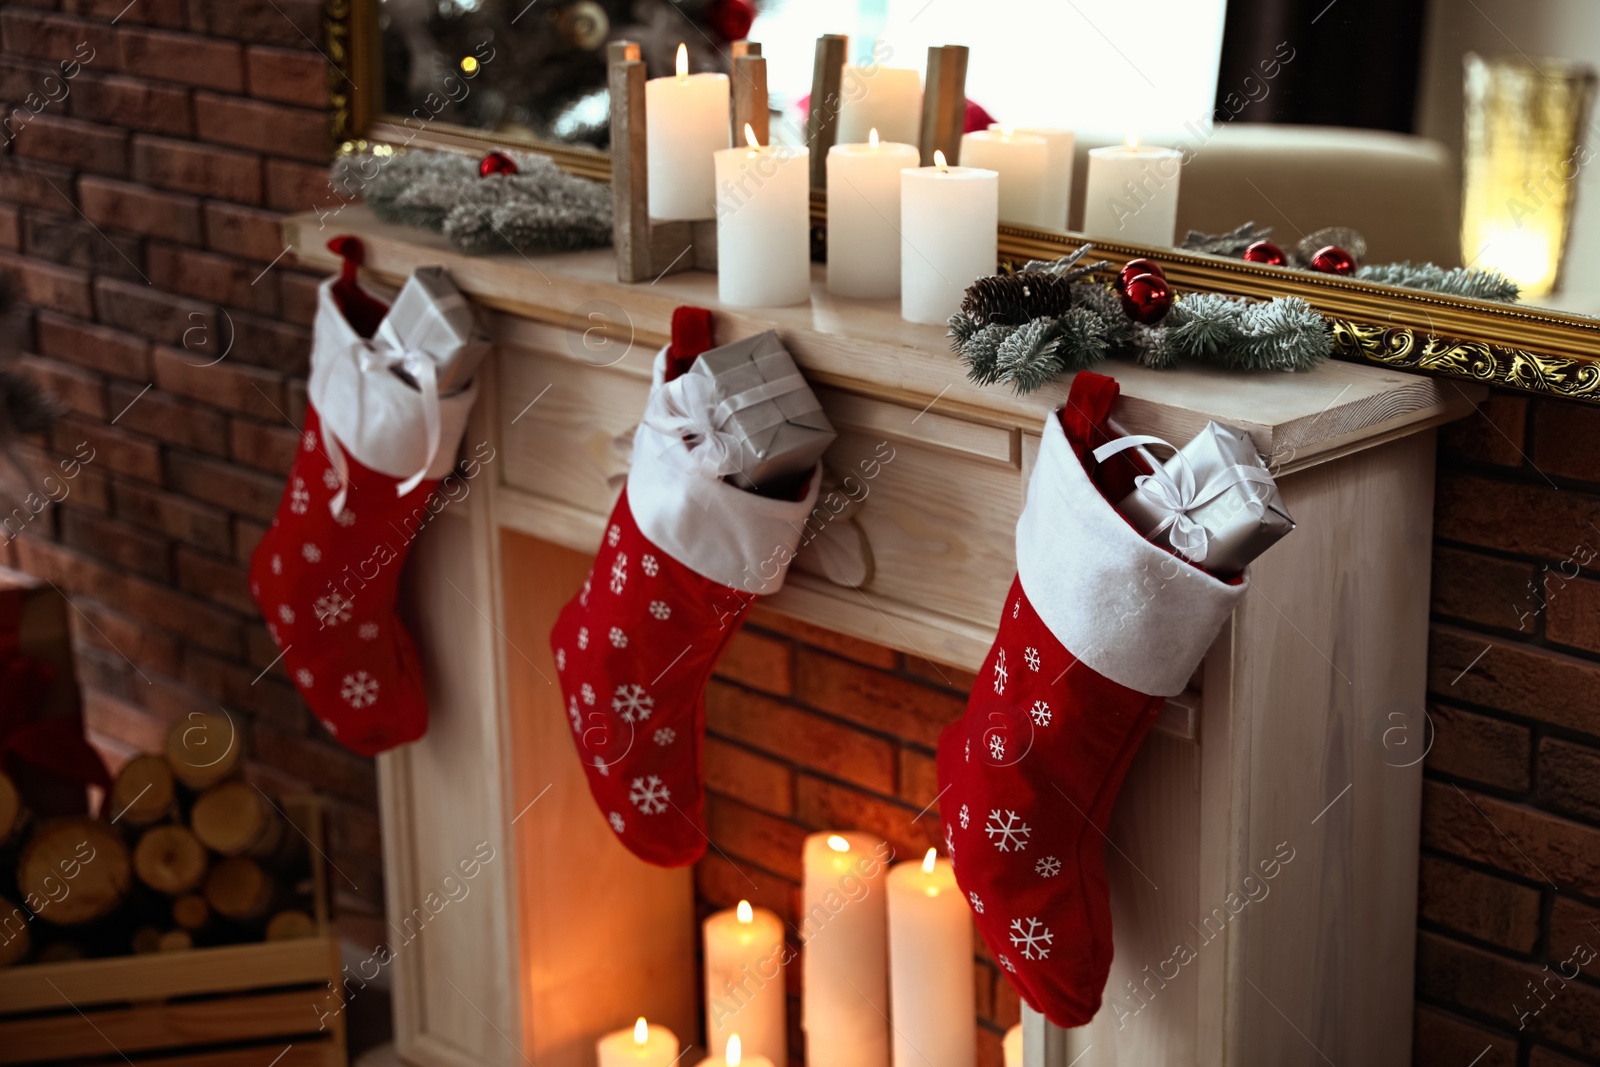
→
(641, 554, 659, 576)
(653, 727, 676, 746)
(301, 543, 321, 562)
(992, 649, 1008, 694)
(958, 803, 970, 829)
(322, 468, 340, 490)
(1035, 855, 1061, 878)
(335, 508, 357, 527)
(988, 734, 1006, 761)
(1030, 700, 1053, 727)
(612, 683, 654, 723)
(555, 648, 566, 671)
(289, 477, 309, 514)
(302, 431, 317, 451)
(315, 593, 352, 627)
(580, 683, 595, 705)
(609, 812, 624, 833)
(606, 524, 621, 547)
(969, 892, 984, 914)
(609, 627, 628, 648)
(609, 552, 628, 594)
(277, 604, 295, 624)
(592, 755, 608, 777)
(999, 953, 1016, 974)
(1024, 646, 1040, 671)
(1009, 916, 1054, 961)
(271, 555, 282, 575)
(628, 775, 670, 815)
(944, 822, 956, 862)
(340, 671, 379, 708)
(577, 626, 589, 650)
(567, 696, 580, 732)
(648, 600, 671, 620)
(985, 809, 1031, 852)
(295, 668, 314, 687)
(358, 622, 379, 641)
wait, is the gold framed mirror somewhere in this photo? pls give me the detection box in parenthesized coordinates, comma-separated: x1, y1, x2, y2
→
(324, 0, 1600, 405)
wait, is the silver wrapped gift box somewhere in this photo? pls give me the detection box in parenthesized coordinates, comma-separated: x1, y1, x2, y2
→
(381, 265, 493, 396)
(1113, 420, 1295, 578)
(684, 330, 836, 489)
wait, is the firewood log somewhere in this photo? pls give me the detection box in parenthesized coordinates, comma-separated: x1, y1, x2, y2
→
(163, 712, 241, 791)
(191, 780, 282, 857)
(265, 909, 315, 941)
(109, 756, 175, 828)
(203, 856, 274, 921)
(156, 929, 192, 952)
(0, 771, 25, 846)
(171, 894, 210, 932)
(130, 926, 162, 954)
(0, 898, 30, 966)
(19, 818, 130, 926)
(35, 942, 83, 963)
(133, 825, 208, 896)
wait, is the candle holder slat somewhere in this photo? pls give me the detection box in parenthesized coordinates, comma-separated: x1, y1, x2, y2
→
(920, 44, 969, 166)
(806, 34, 849, 191)
(607, 40, 769, 284)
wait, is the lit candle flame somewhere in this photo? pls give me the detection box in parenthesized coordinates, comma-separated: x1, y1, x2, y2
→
(999, 125, 1014, 138)
(827, 835, 850, 852)
(633, 1017, 649, 1045)
(736, 900, 754, 923)
(933, 149, 949, 173)
(744, 122, 760, 149)
(922, 847, 937, 874)
(728, 1034, 743, 1066)
(869, 127, 880, 149)
(459, 56, 479, 75)
(1125, 133, 1141, 150)
(676, 43, 689, 79)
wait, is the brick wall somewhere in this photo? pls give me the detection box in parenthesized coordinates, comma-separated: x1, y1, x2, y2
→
(0, 0, 387, 934)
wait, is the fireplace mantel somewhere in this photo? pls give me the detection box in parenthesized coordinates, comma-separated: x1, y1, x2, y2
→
(286, 209, 1480, 1067)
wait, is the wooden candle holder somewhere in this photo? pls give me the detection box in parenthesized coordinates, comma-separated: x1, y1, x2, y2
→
(608, 40, 769, 284)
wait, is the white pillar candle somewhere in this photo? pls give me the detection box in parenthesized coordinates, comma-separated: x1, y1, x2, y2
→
(700, 1034, 776, 1067)
(596, 1017, 679, 1067)
(959, 129, 1049, 228)
(713, 125, 811, 308)
(646, 43, 730, 220)
(801, 831, 891, 1067)
(837, 64, 922, 147)
(886, 849, 975, 1067)
(1002, 1024, 1022, 1067)
(900, 152, 998, 325)
(1082, 137, 1183, 247)
(991, 125, 1074, 230)
(704, 900, 787, 1067)
(827, 129, 920, 299)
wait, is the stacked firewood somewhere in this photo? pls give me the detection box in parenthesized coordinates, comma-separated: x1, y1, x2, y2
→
(0, 713, 319, 965)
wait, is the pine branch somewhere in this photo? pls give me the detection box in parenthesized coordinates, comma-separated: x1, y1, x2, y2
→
(957, 323, 1015, 386)
(1181, 221, 1273, 257)
(1357, 261, 1520, 303)
(994, 318, 1065, 394)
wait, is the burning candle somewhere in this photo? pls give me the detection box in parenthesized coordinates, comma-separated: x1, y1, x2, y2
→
(801, 832, 890, 1067)
(959, 127, 1049, 227)
(713, 123, 811, 307)
(837, 59, 921, 147)
(704, 900, 787, 1066)
(646, 43, 730, 220)
(826, 128, 921, 298)
(1082, 135, 1183, 247)
(990, 124, 1074, 230)
(886, 848, 974, 1067)
(1002, 1023, 1022, 1067)
(900, 150, 998, 325)
(595, 1016, 679, 1067)
(701, 1033, 776, 1067)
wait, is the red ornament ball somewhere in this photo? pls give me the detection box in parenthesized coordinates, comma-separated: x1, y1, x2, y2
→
(1310, 245, 1356, 275)
(1117, 257, 1165, 292)
(708, 0, 755, 41)
(479, 150, 518, 177)
(1242, 240, 1287, 267)
(1120, 273, 1173, 325)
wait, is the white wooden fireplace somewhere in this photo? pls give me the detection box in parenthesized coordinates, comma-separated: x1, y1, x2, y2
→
(288, 209, 1479, 1067)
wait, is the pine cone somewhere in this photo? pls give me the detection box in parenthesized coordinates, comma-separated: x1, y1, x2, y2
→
(959, 271, 1074, 327)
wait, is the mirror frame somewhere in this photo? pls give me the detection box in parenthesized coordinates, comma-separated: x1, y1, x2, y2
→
(325, 2, 1600, 406)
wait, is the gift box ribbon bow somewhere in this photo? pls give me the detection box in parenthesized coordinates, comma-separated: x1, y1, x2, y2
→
(643, 367, 811, 479)
(1092, 433, 1277, 564)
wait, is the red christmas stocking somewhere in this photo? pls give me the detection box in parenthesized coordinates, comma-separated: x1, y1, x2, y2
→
(249, 244, 479, 756)
(548, 310, 820, 868)
(936, 371, 1245, 1027)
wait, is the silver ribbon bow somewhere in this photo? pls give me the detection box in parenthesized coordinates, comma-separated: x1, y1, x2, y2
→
(1092, 433, 1277, 564)
(641, 368, 808, 480)
(323, 321, 442, 518)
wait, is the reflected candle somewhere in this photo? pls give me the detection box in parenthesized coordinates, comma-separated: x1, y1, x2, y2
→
(1082, 136, 1183, 246)
(802, 832, 890, 1067)
(959, 128, 1049, 227)
(990, 124, 1074, 230)
(701, 1034, 776, 1067)
(827, 128, 920, 298)
(713, 124, 811, 307)
(837, 59, 921, 147)
(886, 849, 974, 1067)
(1002, 1024, 1022, 1067)
(646, 43, 730, 220)
(900, 151, 998, 325)
(595, 1017, 679, 1067)
(704, 900, 787, 1066)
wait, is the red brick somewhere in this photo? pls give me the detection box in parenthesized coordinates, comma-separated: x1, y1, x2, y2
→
(1412, 1004, 1516, 1067)
(71, 72, 191, 135)
(54, 413, 160, 481)
(164, 450, 283, 522)
(904, 655, 978, 693)
(1425, 703, 1530, 791)
(795, 648, 968, 748)
(0, 157, 76, 214)
(107, 380, 228, 454)
(1416, 932, 1600, 1057)
(76, 642, 217, 724)
(83, 685, 174, 758)
(0, 250, 92, 316)
(122, 571, 243, 656)
(146, 242, 276, 314)
(224, 310, 307, 373)
(1417, 854, 1540, 952)
(22, 211, 144, 279)
(1421, 780, 1600, 896)
(263, 157, 339, 214)
(749, 611, 901, 669)
(227, 416, 297, 472)
(0, 206, 19, 250)
(12, 440, 110, 513)
(173, 545, 253, 613)
(151, 345, 285, 419)
(694, 852, 795, 928)
(17, 351, 105, 417)
(35, 311, 150, 379)
(1439, 391, 1528, 468)
(991, 967, 1021, 1027)
(60, 506, 169, 579)
(1435, 471, 1600, 562)
(714, 628, 791, 695)
(11, 533, 124, 602)
(180, 648, 304, 730)
(1430, 546, 1537, 632)
(233, 516, 267, 563)
(1537, 737, 1600, 823)
(1546, 573, 1600, 654)
(79, 175, 200, 242)
(110, 477, 231, 552)
(705, 681, 895, 794)
(794, 774, 938, 862)
(203, 200, 283, 262)
(12, 112, 127, 175)
(244, 44, 324, 107)
(71, 597, 182, 679)
(898, 747, 938, 809)
(0, 11, 116, 66)
(96, 284, 222, 361)
(132, 136, 261, 204)
(118, 26, 243, 91)
(1532, 400, 1600, 483)
(0, 55, 56, 101)
(186, 0, 323, 48)
(1547, 895, 1600, 981)
(193, 91, 327, 163)
(63, 0, 187, 27)
(707, 794, 809, 880)
(706, 737, 793, 817)
(1429, 627, 1600, 737)
(250, 724, 378, 807)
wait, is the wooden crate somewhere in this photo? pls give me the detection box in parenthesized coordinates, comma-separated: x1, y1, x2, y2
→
(0, 798, 346, 1066)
